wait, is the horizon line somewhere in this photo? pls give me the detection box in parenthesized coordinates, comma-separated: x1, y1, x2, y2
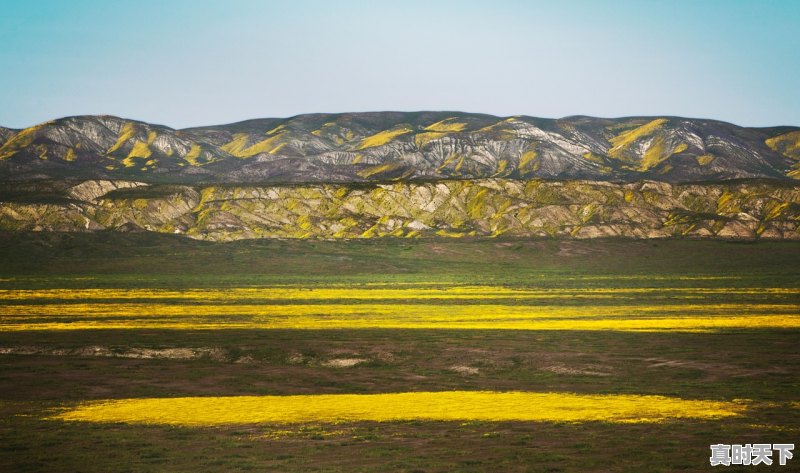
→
(3, 110, 799, 132)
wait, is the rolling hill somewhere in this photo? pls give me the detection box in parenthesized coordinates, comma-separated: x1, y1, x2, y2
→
(1, 112, 798, 184)
(2, 112, 800, 241)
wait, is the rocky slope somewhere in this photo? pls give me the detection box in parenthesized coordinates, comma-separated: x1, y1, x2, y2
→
(1, 179, 798, 241)
(1, 112, 799, 184)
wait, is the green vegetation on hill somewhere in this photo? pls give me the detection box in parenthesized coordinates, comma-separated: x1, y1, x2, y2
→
(1, 179, 799, 241)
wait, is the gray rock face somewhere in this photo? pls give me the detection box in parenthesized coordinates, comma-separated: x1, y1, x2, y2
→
(0, 112, 798, 184)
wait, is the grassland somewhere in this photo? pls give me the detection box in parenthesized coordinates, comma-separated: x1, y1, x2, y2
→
(0, 232, 798, 472)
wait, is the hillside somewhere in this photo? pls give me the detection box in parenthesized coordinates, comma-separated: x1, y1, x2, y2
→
(1, 112, 799, 184)
(1, 179, 798, 241)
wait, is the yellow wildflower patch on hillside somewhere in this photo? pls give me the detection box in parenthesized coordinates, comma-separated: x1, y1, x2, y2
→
(641, 140, 687, 172)
(640, 137, 667, 171)
(127, 141, 152, 160)
(477, 117, 519, 134)
(415, 132, 446, 148)
(581, 152, 605, 165)
(107, 123, 136, 154)
(696, 154, 715, 166)
(0, 123, 52, 160)
(424, 119, 467, 133)
(519, 149, 538, 172)
(608, 119, 668, 160)
(266, 124, 285, 135)
(221, 132, 286, 158)
(356, 162, 406, 179)
(183, 143, 202, 165)
(356, 128, 412, 150)
(766, 130, 800, 161)
(121, 141, 153, 167)
(415, 119, 468, 148)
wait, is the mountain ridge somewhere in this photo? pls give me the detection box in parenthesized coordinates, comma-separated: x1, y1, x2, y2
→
(1, 112, 798, 184)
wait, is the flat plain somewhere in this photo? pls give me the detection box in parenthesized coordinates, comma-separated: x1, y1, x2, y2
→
(0, 233, 798, 472)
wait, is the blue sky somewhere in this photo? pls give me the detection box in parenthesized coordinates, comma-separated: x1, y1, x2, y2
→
(0, 0, 798, 129)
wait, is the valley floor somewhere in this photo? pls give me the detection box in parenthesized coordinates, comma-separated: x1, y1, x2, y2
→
(0, 234, 798, 472)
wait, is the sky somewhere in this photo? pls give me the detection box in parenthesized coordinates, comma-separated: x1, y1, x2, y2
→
(0, 0, 798, 129)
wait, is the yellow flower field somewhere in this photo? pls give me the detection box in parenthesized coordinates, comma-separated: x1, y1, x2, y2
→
(0, 284, 800, 331)
(1, 286, 797, 302)
(52, 391, 747, 426)
(3, 302, 795, 318)
(1, 284, 798, 332)
(3, 315, 798, 332)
